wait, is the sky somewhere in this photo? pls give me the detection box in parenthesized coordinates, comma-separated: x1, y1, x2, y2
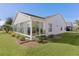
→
(0, 3, 79, 24)
(0, 20, 5, 26)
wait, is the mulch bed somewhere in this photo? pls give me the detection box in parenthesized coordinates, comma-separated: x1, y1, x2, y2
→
(16, 40, 39, 48)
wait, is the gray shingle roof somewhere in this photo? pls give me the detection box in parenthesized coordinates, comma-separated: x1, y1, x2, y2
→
(20, 12, 45, 19)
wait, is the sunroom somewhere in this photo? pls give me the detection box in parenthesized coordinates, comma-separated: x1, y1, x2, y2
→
(12, 19, 45, 40)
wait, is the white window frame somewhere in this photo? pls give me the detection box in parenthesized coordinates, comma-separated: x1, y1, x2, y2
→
(48, 23, 52, 32)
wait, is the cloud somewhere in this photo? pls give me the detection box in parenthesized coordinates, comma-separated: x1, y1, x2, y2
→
(0, 20, 5, 26)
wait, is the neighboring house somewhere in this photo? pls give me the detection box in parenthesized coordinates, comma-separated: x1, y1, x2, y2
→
(12, 12, 66, 40)
(66, 22, 74, 31)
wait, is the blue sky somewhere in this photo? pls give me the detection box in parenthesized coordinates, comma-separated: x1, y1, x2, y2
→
(0, 3, 79, 22)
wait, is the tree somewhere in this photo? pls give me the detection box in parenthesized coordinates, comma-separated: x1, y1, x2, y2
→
(3, 17, 13, 33)
(5, 17, 12, 25)
(3, 24, 11, 33)
(75, 20, 79, 31)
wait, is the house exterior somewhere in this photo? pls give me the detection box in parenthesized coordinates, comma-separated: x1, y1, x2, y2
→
(12, 12, 66, 40)
(44, 14, 66, 36)
(66, 22, 74, 31)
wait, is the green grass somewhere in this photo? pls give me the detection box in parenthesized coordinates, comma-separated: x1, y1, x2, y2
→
(48, 33, 79, 46)
(1, 31, 79, 55)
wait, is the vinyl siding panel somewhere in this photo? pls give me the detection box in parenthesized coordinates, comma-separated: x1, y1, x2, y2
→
(13, 12, 31, 25)
(45, 14, 66, 35)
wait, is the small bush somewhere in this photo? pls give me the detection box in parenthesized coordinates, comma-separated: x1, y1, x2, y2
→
(11, 32, 16, 37)
(19, 36, 25, 41)
(42, 40, 48, 43)
(36, 35, 48, 43)
(48, 35, 54, 38)
(37, 39, 42, 43)
(16, 34, 20, 39)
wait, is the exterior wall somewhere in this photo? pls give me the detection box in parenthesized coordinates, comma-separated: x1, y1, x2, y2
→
(66, 22, 74, 31)
(13, 12, 32, 40)
(66, 22, 73, 27)
(13, 12, 31, 25)
(13, 12, 45, 40)
(44, 14, 66, 35)
(31, 16, 44, 22)
(13, 12, 66, 40)
(31, 16, 45, 36)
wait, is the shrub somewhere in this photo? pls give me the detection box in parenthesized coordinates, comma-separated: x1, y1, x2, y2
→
(48, 35, 54, 38)
(36, 35, 48, 43)
(11, 32, 16, 37)
(19, 36, 25, 41)
(42, 40, 48, 43)
(16, 34, 20, 39)
(3, 24, 12, 33)
(36, 39, 42, 43)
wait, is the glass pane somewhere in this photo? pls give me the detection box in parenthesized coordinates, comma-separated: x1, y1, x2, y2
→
(27, 24, 30, 35)
(49, 24, 52, 32)
(32, 21, 39, 36)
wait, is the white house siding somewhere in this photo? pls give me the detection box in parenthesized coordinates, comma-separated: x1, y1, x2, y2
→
(31, 16, 45, 36)
(13, 12, 66, 40)
(45, 14, 66, 35)
(66, 22, 73, 27)
(12, 12, 33, 40)
(13, 12, 31, 25)
(31, 16, 44, 22)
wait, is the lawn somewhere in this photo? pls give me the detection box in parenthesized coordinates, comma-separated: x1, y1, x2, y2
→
(0, 31, 79, 56)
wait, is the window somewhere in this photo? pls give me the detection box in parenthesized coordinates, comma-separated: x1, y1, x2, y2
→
(16, 23, 19, 32)
(27, 27, 30, 35)
(27, 24, 30, 35)
(61, 27, 62, 31)
(18, 23, 20, 32)
(13, 25, 16, 31)
(20, 22, 24, 33)
(15, 24, 17, 31)
(40, 22, 43, 34)
(48, 24, 52, 32)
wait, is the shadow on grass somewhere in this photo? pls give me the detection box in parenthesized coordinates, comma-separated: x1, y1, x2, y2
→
(47, 33, 79, 46)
